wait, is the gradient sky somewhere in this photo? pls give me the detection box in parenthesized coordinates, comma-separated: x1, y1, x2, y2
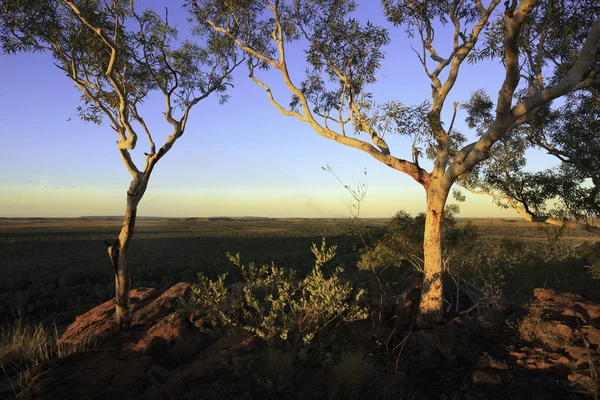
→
(0, 1, 558, 218)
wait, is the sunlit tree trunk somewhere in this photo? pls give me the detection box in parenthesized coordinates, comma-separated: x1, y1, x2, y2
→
(107, 177, 148, 329)
(417, 175, 450, 327)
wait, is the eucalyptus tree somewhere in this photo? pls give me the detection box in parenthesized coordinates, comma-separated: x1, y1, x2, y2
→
(461, 86, 600, 228)
(0, 0, 239, 329)
(189, 0, 600, 326)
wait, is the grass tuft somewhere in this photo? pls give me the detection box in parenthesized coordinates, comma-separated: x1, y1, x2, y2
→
(517, 306, 568, 350)
(1, 315, 93, 393)
(333, 349, 377, 399)
(263, 348, 294, 384)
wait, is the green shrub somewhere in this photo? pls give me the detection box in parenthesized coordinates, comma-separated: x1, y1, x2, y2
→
(187, 239, 368, 346)
(579, 242, 600, 279)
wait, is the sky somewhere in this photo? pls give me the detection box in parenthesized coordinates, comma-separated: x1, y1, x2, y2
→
(0, 1, 559, 219)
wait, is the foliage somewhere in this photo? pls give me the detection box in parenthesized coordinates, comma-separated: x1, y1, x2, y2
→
(579, 242, 600, 280)
(356, 210, 593, 312)
(0, 0, 236, 123)
(1, 0, 240, 327)
(187, 239, 368, 346)
(458, 0, 600, 224)
(358, 207, 469, 274)
(460, 89, 600, 224)
(165, 0, 600, 324)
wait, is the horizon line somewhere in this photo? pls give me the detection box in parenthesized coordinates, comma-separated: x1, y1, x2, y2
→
(0, 215, 525, 220)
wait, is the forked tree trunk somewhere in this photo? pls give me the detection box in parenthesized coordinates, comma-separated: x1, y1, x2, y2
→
(416, 186, 448, 328)
(107, 179, 146, 330)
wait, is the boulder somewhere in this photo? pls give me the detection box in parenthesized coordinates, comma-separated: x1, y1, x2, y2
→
(58, 287, 159, 347)
(132, 282, 191, 326)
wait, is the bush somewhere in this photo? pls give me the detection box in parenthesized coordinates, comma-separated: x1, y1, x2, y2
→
(187, 239, 368, 346)
(579, 242, 600, 279)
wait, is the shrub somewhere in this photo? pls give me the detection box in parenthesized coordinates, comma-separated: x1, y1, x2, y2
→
(188, 239, 368, 346)
(579, 242, 600, 280)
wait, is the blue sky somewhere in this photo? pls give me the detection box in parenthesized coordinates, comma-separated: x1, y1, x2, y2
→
(0, 1, 557, 218)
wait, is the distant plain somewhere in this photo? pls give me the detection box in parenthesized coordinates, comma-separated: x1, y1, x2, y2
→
(1, 216, 599, 324)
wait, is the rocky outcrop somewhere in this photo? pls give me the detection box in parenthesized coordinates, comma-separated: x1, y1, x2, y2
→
(12, 285, 600, 400)
(58, 287, 160, 347)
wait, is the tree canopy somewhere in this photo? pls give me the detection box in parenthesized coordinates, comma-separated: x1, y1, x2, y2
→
(0, 0, 240, 328)
(188, 0, 600, 325)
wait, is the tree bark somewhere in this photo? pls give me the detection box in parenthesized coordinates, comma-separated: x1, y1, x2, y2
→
(107, 178, 146, 330)
(416, 186, 448, 328)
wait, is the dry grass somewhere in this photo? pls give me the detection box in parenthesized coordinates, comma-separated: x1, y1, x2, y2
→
(263, 348, 294, 383)
(517, 306, 569, 350)
(333, 349, 377, 399)
(0, 315, 93, 393)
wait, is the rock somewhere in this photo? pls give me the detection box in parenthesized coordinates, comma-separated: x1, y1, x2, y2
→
(568, 373, 592, 384)
(127, 312, 188, 356)
(565, 345, 591, 369)
(533, 288, 600, 325)
(433, 322, 456, 359)
(327, 378, 342, 400)
(58, 287, 159, 347)
(159, 334, 258, 398)
(391, 284, 421, 326)
(508, 350, 527, 359)
(472, 371, 502, 385)
(18, 349, 159, 400)
(477, 352, 508, 370)
(552, 323, 573, 340)
(132, 282, 191, 326)
(581, 326, 600, 346)
(534, 357, 570, 379)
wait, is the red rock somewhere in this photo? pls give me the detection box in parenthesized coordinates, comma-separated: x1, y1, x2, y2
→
(509, 350, 527, 359)
(565, 345, 593, 369)
(534, 289, 600, 322)
(477, 352, 508, 370)
(553, 323, 573, 340)
(58, 287, 158, 346)
(535, 358, 570, 378)
(18, 349, 159, 400)
(581, 326, 600, 346)
(471, 371, 502, 385)
(127, 312, 188, 355)
(132, 282, 191, 326)
(568, 373, 592, 383)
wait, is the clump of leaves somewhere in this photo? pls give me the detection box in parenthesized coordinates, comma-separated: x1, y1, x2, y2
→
(188, 239, 368, 346)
